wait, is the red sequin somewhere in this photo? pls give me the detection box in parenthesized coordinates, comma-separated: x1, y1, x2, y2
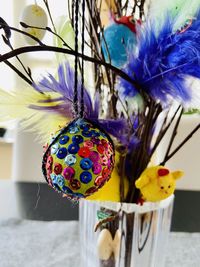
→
(97, 144, 105, 154)
(47, 156, 53, 164)
(85, 186, 98, 196)
(54, 163, 63, 175)
(101, 139, 108, 148)
(102, 167, 111, 178)
(78, 147, 91, 158)
(70, 179, 81, 190)
(95, 175, 105, 186)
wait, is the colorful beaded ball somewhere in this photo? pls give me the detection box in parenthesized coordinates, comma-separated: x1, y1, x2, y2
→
(42, 118, 115, 200)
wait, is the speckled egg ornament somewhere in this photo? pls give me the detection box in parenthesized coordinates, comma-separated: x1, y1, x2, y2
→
(21, 4, 48, 45)
(42, 118, 115, 200)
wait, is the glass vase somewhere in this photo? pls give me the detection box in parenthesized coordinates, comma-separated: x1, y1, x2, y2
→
(79, 196, 174, 267)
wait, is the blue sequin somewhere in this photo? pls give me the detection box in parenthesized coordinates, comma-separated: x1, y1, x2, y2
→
(51, 174, 64, 189)
(65, 154, 77, 166)
(69, 126, 79, 134)
(80, 158, 93, 170)
(80, 171, 92, 184)
(53, 183, 61, 192)
(63, 186, 73, 194)
(50, 173, 57, 183)
(90, 130, 100, 137)
(82, 131, 92, 138)
(56, 147, 68, 159)
(76, 118, 84, 126)
(56, 175, 65, 187)
(59, 135, 69, 145)
(74, 193, 85, 198)
(80, 124, 90, 131)
(68, 144, 80, 154)
(51, 143, 59, 154)
(99, 132, 107, 138)
(72, 135, 84, 144)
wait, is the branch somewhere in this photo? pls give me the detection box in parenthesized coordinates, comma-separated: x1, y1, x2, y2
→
(3, 59, 32, 85)
(151, 105, 182, 156)
(160, 123, 200, 165)
(43, 0, 57, 34)
(0, 23, 45, 46)
(20, 22, 73, 50)
(0, 45, 140, 89)
(162, 107, 183, 165)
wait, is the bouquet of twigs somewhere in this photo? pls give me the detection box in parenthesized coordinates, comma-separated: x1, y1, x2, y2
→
(0, 0, 199, 204)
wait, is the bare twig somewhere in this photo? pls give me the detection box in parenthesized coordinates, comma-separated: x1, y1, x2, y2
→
(160, 123, 200, 165)
(43, 0, 57, 34)
(0, 44, 142, 90)
(151, 105, 182, 156)
(162, 107, 184, 165)
(2, 58, 33, 85)
(20, 22, 73, 50)
(0, 22, 45, 46)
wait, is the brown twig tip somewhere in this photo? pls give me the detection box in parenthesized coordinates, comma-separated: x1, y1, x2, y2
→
(20, 21, 28, 28)
(0, 17, 11, 38)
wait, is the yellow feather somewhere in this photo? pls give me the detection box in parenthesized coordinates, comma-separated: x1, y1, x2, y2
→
(0, 87, 69, 143)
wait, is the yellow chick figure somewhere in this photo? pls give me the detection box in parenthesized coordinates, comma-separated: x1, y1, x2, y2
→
(135, 166, 184, 202)
(86, 153, 129, 202)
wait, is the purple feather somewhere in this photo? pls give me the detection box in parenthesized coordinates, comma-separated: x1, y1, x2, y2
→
(94, 118, 141, 151)
(28, 103, 73, 117)
(97, 119, 127, 140)
(118, 10, 200, 105)
(31, 63, 128, 142)
(32, 63, 95, 118)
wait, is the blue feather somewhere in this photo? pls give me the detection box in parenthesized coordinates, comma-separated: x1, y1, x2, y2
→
(119, 10, 200, 105)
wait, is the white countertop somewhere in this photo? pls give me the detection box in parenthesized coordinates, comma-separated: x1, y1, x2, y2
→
(0, 219, 199, 267)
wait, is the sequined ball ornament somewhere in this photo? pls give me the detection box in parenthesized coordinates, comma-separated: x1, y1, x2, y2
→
(42, 118, 115, 200)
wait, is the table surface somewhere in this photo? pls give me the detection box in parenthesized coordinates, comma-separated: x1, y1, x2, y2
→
(0, 219, 200, 267)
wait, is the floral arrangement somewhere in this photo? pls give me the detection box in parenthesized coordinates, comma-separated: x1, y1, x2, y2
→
(0, 0, 199, 204)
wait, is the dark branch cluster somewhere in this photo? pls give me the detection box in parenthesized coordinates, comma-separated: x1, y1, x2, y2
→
(0, 0, 199, 203)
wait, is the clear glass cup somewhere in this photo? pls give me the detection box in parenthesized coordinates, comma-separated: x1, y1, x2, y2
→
(79, 196, 174, 267)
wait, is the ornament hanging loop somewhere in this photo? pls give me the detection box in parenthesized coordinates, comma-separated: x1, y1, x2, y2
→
(73, 0, 85, 119)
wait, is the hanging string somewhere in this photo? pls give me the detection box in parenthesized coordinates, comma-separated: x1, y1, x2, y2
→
(73, 0, 79, 116)
(71, 0, 75, 28)
(80, 0, 85, 118)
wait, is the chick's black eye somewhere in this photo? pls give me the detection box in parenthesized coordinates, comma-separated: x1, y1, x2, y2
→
(168, 185, 171, 188)
(160, 186, 164, 189)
